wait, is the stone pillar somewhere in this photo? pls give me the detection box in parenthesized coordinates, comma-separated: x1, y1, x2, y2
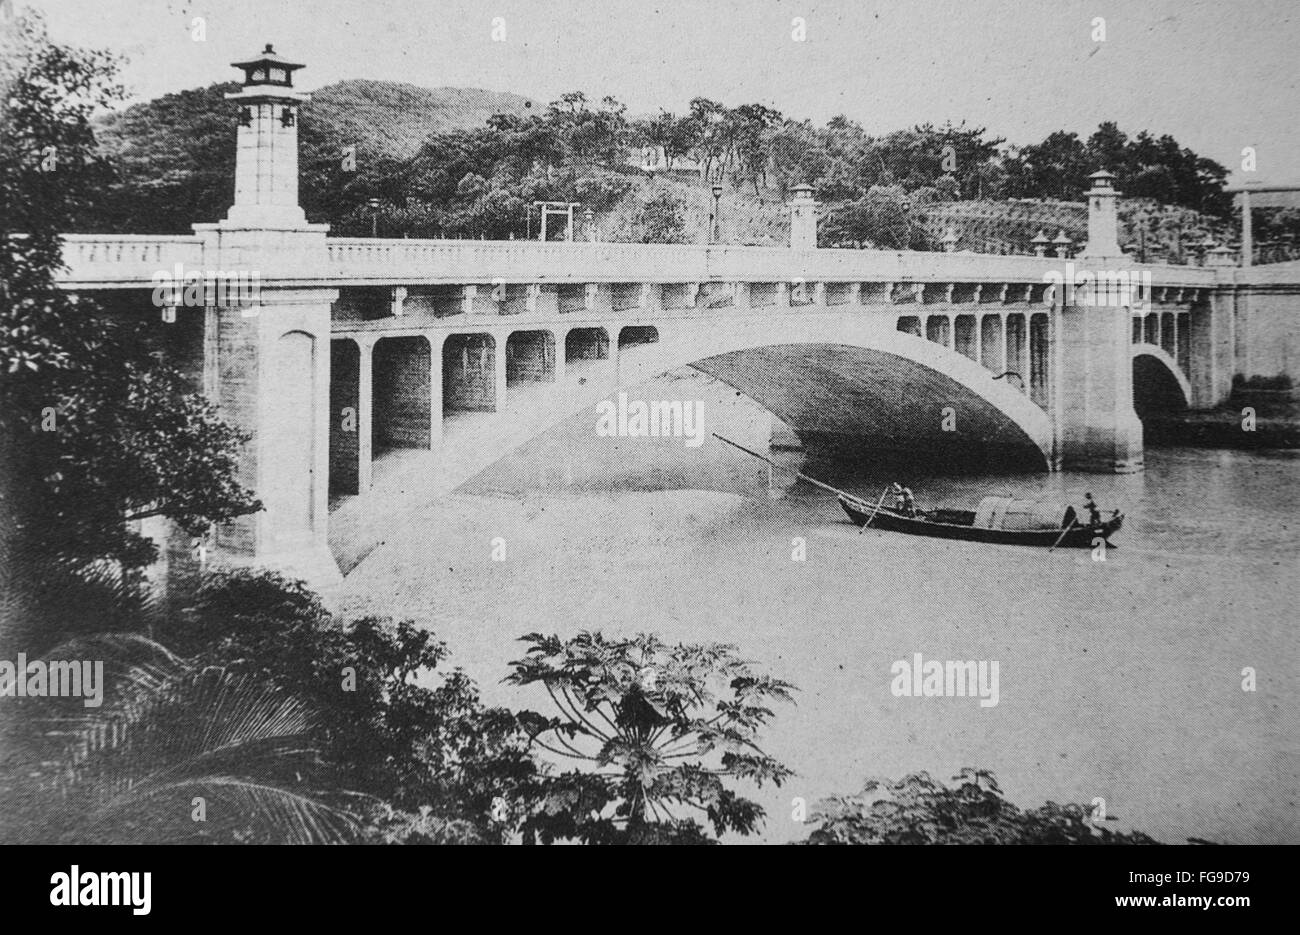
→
(1189, 288, 1236, 409)
(552, 330, 566, 383)
(493, 332, 508, 411)
(225, 44, 311, 230)
(1082, 170, 1123, 259)
(209, 287, 342, 585)
(584, 283, 613, 315)
(980, 313, 1003, 373)
(528, 283, 560, 316)
(1059, 299, 1144, 473)
(356, 334, 375, 493)
(642, 282, 661, 311)
(428, 334, 443, 450)
(788, 184, 818, 250)
(610, 331, 621, 388)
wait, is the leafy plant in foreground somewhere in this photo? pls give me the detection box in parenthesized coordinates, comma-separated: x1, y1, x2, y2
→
(508, 631, 795, 844)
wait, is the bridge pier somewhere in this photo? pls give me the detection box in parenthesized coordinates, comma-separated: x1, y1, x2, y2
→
(1189, 289, 1235, 408)
(1058, 299, 1144, 473)
(210, 288, 343, 584)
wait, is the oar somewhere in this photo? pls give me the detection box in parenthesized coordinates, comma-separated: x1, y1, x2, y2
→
(859, 486, 892, 534)
(712, 432, 858, 499)
(1048, 519, 1076, 553)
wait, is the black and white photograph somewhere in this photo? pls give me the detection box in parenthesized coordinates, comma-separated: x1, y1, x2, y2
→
(0, 0, 1293, 901)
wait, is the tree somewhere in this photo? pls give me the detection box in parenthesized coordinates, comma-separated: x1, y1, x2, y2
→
(731, 103, 783, 195)
(687, 97, 728, 182)
(636, 110, 697, 171)
(804, 770, 1162, 844)
(507, 631, 795, 844)
(0, 11, 259, 648)
(822, 185, 930, 250)
(630, 186, 690, 243)
(1004, 130, 1090, 200)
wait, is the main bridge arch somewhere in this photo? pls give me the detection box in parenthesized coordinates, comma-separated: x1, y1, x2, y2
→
(612, 315, 1054, 471)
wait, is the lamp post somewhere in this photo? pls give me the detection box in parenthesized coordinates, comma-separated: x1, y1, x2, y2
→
(710, 183, 723, 244)
(367, 198, 381, 238)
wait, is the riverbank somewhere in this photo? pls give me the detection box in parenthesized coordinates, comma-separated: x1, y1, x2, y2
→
(1144, 391, 1300, 449)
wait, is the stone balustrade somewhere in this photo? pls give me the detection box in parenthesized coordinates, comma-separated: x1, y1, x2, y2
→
(59, 234, 206, 287)
(56, 232, 1225, 291)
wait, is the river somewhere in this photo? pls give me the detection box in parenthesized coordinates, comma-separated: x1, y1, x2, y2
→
(334, 368, 1299, 844)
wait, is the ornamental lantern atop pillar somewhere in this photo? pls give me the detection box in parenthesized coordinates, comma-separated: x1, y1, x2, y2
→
(221, 43, 311, 229)
(1031, 229, 1051, 257)
(233, 43, 304, 88)
(1082, 169, 1123, 258)
(1052, 229, 1073, 258)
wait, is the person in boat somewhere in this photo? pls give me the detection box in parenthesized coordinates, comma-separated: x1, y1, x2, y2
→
(891, 482, 918, 517)
(1083, 492, 1102, 526)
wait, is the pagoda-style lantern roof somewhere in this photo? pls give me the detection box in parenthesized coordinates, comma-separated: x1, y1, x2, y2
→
(226, 44, 310, 105)
(232, 44, 304, 88)
(1088, 169, 1118, 191)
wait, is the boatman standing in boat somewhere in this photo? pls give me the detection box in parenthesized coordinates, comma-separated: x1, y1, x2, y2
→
(1083, 492, 1102, 526)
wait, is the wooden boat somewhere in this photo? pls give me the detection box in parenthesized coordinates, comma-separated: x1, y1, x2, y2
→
(838, 493, 1123, 548)
(709, 431, 1123, 550)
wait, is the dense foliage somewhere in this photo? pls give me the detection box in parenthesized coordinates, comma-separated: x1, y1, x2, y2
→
(804, 770, 1161, 845)
(0, 10, 258, 604)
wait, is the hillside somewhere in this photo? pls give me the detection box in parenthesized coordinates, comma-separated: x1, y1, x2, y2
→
(79, 78, 1236, 259)
(307, 80, 535, 160)
(920, 198, 1235, 260)
(85, 80, 536, 232)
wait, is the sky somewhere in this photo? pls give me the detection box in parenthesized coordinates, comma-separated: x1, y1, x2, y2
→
(21, 0, 1300, 184)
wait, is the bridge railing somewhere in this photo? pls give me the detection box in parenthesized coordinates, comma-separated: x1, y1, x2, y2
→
(53, 232, 1225, 290)
(324, 237, 1175, 285)
(325, 238, 711, 283)
(59, 234, 206, 286)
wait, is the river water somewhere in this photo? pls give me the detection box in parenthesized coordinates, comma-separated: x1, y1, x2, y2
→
(335, 369, 1299, 844)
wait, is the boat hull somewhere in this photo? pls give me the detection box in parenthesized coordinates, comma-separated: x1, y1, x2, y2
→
(839, 496, 1122, 548)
